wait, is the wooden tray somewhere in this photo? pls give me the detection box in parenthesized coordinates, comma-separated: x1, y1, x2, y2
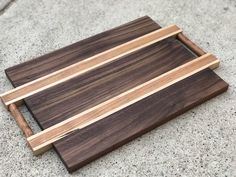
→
(1, 16, 228, 172)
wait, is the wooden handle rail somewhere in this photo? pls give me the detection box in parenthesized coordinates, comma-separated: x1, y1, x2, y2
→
(9, 104, 33, 138)
(0, 25, 182, 108)
(177, 33, 205, 56)
(27, 53, 219, 155)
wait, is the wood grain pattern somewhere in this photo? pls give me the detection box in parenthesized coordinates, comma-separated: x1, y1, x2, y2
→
(4, 16, 228, 172)
(1, 25, 181, 107)
(27, 53, 219, 155)
(25, 37, 196, 130)
(5, 16, 161, 87)
(54, 69, 228, 172)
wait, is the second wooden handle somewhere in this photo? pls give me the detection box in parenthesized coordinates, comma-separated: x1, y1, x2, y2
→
(177, 33, 205, 56)
(9, 104, 33, 138)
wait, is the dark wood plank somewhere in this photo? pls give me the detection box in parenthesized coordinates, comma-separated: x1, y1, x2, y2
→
(53, 69, 228, 172)
(5, 16, 160, 87)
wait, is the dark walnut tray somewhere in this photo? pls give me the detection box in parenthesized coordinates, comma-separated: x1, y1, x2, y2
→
(1, 16, 228, 172)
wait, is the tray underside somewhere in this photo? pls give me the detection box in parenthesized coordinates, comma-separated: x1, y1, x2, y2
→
(5, 16, 228, 172)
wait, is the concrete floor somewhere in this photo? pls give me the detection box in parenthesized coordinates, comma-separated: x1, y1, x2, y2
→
(0, 0, 235, 176)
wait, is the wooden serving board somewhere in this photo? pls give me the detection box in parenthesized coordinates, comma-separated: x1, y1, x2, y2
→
(4, 16, 228, 172)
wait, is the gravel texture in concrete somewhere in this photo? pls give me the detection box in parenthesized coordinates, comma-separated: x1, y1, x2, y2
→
(0, 0, 235, 176)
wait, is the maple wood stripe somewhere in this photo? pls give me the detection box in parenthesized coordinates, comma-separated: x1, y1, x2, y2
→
(0, 25, 181, 108)
(27, 53, 219, 155)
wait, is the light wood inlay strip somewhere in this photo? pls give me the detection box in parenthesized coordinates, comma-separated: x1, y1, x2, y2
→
(27, 53, 219, 155)
(0, 25, 181, 108)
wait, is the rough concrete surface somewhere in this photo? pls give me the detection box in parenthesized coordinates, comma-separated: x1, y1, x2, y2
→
(0, 0, 235, 176)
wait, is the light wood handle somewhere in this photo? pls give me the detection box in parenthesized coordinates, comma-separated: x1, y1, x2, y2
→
(9, 104, 33, 138)
(177, 32, 205, 56)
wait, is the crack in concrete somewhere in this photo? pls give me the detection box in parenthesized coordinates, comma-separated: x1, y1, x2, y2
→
(0, 0, 16, 15)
